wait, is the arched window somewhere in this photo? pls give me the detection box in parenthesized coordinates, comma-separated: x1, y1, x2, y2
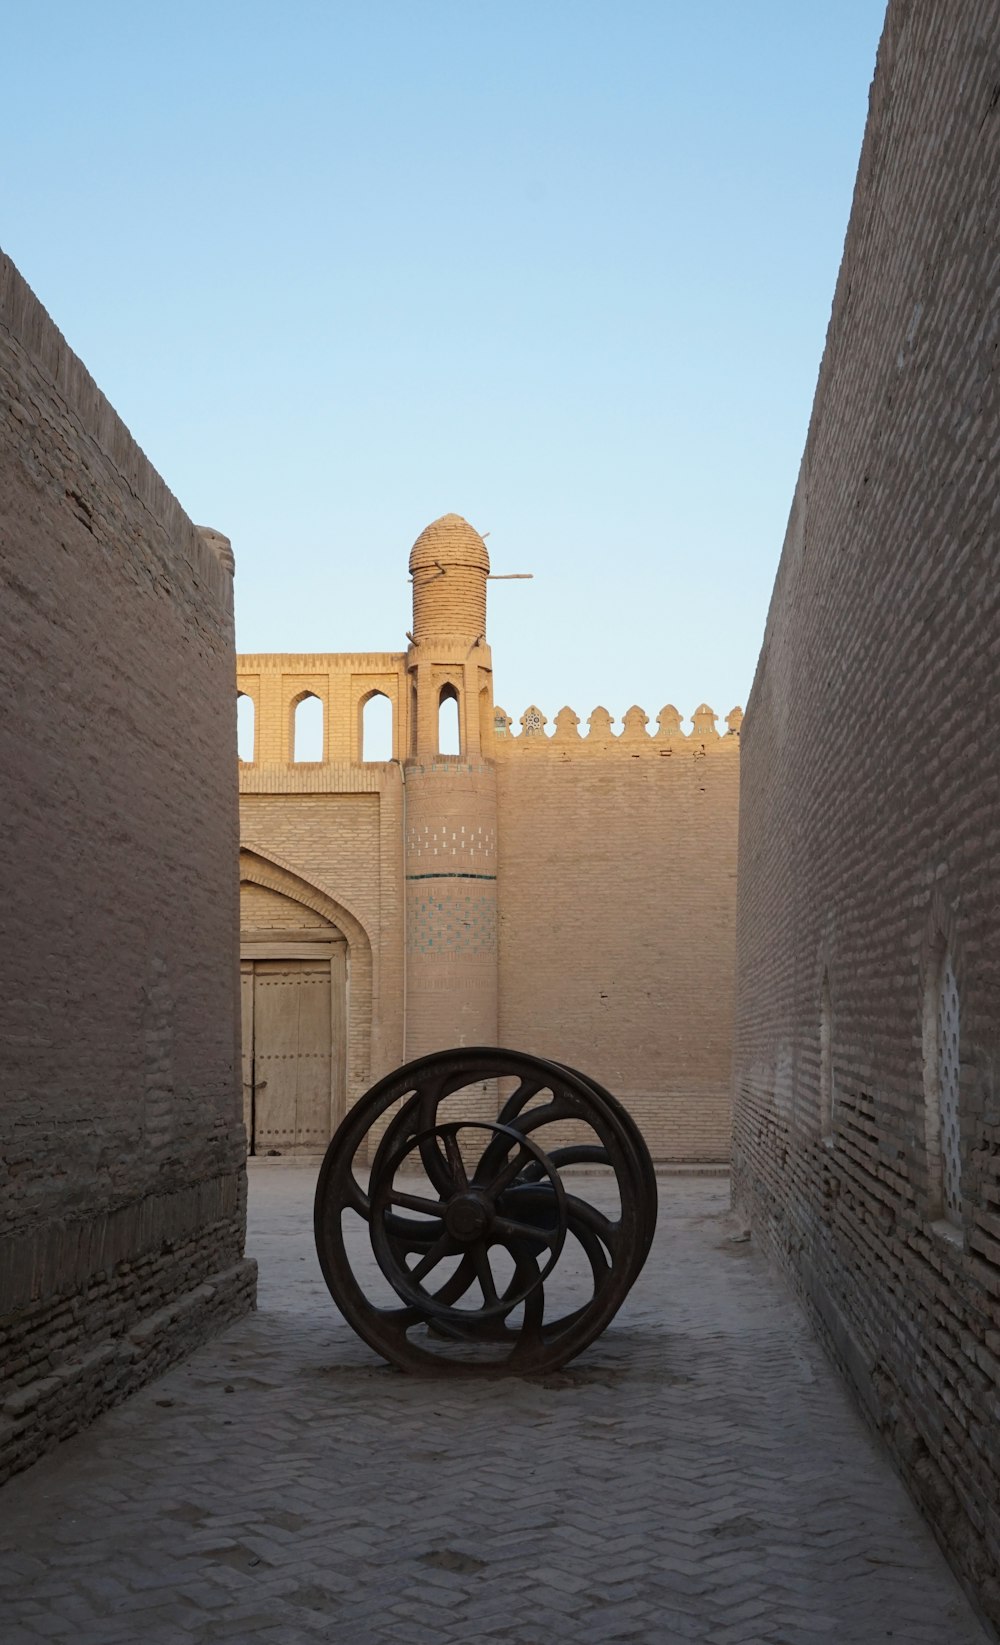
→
(438, 685, 460, 755)
(361, 692, 393, 762)
(292, 693, 323, 762)
(819, 972, 834, 1140)
(923, 941, 962, 1226)
(237, 693, 255, 763)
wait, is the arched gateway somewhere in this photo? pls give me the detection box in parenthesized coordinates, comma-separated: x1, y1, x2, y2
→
(238, 852, 370, 1155)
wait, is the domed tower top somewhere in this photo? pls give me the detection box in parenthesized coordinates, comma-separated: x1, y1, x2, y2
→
(409, 513, 490, 645)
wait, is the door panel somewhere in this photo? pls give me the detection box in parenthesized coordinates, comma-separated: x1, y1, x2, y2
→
(252, 960, 332, 1152)
(240, 963, 254, 1146)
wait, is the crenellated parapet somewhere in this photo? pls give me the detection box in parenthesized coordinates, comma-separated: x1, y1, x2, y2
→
(491, 703, 743, 754)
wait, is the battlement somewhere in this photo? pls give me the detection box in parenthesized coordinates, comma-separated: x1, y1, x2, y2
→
(492, 703, 743, 753)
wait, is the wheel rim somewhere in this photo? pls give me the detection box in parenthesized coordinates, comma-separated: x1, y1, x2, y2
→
(313, 1047, 655, 1375)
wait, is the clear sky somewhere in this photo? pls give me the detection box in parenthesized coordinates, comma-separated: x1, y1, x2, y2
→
(3, 1, 886, 731)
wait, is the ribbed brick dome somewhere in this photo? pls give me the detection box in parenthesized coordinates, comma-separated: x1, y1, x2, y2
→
(409, 514, 490, 575)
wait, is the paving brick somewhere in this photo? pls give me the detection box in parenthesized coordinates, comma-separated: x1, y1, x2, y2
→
(0, 1169, 989, 1644)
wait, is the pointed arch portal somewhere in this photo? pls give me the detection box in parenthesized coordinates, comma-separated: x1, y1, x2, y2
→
(238, 851, 373, 1156)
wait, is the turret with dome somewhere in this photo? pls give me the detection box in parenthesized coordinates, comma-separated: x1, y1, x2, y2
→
(403, 511, 500, 1065)
(408, 512, 491, 647)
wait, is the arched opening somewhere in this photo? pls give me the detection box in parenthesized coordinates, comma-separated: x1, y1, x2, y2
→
(292, 693, 323, 762)
(239, 877, 344, 1158)
(361, 692, 393, 762)
(237, 692, 255, 762)
(238, 850, 376, 1160)
(438, 685, 461, 755)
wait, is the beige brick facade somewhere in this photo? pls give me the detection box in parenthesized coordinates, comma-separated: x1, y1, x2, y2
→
(238, 514, 741, 1162)
(0, 250, 254, 1483)
(731, 2, 1000, 1626)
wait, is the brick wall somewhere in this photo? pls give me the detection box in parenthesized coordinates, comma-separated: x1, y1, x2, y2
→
(732, 2, 1000, 1624)
(0, 249, 254, 1482)
(237, 684, 741, 1161)
(496, 710, 740, 1160)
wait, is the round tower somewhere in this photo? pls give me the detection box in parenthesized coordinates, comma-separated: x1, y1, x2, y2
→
(403, 515, 498, 1071)
(409, 512, 489, 648)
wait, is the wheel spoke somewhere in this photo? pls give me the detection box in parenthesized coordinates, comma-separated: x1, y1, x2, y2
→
(389, 1190, 448, 1217)
(442, 1129, 469, 1189)
(411, 1230, 457, 1282)
(493, 1214, 558, 1247)
(472, 1244, 499, 1307)
(431, 1252, 478, 1305)
(485, 1144, 533, 1198)
(507, 1303, 548, 1368)
(384, 1212, 444, 1246)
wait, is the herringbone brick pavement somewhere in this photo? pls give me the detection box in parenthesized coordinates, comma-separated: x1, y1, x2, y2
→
(0, 1169, 989, 1644)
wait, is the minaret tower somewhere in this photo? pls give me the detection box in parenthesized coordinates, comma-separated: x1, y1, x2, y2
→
(403, 514, 498, 1061)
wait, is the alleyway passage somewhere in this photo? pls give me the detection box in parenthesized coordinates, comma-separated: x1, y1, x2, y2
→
(0, 1168, 989, 1645)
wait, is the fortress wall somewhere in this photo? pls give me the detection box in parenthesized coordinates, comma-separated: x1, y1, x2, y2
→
(495, 715, 740, 1160)
(0, 250, 254, 1481)
(731, 2, 1000, 1621)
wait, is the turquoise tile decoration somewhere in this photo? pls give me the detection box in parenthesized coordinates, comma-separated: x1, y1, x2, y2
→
(407, 889, 497, 953)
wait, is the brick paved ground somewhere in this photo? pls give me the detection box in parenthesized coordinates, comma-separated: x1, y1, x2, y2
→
(0, 1166, 989, 1644)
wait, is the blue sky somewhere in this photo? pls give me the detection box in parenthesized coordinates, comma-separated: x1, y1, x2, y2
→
(4, 1, 885, 730)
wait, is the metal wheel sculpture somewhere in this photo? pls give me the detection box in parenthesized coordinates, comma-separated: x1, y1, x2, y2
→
(313, 1048, 657, 1374)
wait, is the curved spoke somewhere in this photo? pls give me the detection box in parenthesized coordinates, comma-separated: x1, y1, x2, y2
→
(568, 1216, 613, 1286)
(499, 1097, 579, 1134)
(497, 1076, 547, 1121)
(519, 1144, 610, 1181)
(562, 1193, 620, 1254)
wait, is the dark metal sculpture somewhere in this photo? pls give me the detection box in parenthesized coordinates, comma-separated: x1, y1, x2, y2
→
(313, 1048, 657, 1374)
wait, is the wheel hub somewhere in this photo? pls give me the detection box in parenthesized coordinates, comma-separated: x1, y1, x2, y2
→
(445, 1190, 492, 1242)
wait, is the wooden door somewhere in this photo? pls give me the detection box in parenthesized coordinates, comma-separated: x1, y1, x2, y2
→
(251, 959, 332, 1153)
(240, 962, 254, 1145)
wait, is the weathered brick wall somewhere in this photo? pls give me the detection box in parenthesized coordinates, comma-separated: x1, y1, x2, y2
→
(0, 249, 254, 1482)
(496, 711, 740, 1160)
(732, 2, 1000, 1624)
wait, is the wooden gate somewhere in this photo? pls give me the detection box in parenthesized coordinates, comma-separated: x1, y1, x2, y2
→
(240, 949, 345, 1154)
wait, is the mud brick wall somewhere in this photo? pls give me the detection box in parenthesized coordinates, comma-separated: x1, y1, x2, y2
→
(731, 2, 1000, 1625)
(495, 715, 740, 1161)
(236, 670, 741, 1162)
(0, 249, 254, 1481)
